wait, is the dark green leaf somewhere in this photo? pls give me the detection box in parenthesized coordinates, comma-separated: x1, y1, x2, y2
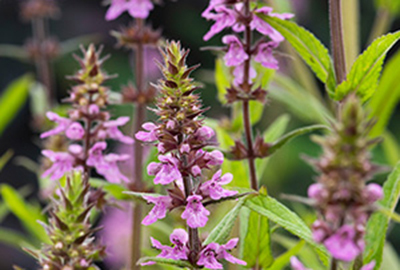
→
(335, 31, 400, 101)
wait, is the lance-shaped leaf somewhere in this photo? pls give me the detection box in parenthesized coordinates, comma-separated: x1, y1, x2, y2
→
(0, 74, 33, 135)
(244, 194, 329, 265)
(137, 257, 193, 268)
(368, 49, 400, 137)
(268, 125, 328, 156)
(257, 15, 335, 96)
(0, 184, 49, 243)
(266, 240, 305, 270)
(240, 207, 274, 268)
(335, 31, 400, 102)
(203, 197, 247, 245)
(90, 178, 131, 200)
(364, 161, 400, 269)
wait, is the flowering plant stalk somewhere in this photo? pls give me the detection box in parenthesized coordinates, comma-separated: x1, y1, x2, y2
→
(133, 40, 246, 269)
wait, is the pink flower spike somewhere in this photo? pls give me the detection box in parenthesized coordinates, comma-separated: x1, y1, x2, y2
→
(40, 112, 72, 138)
(323, 225, 361, 261)
(218, 238, 246, 266)
(200, 170, 237, 200)
(203, 6, 237, 41)
(149, 155, 183, 185)
(135, 122, 158, 142)
(103, 117, 134, 144)
(222, 35, 248, 67)
(197, 243, 223, 269)
(142, 195, 172, 225)
(150, 229, 189, 260)
(65, 122, 85, 140)
(41, 150, 76, 180)
(181, 195, 210, 228)
(254, 42, 279, 69)
(290, 257, 310, 270)
(360, 261, 376, 270)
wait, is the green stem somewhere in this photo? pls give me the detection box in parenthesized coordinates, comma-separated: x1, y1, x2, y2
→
(342, 0, 360, 70)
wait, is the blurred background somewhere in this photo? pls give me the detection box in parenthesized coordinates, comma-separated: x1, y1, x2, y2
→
(0, 0, 400, 269)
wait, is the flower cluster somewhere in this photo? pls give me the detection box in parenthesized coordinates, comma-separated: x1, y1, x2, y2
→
(202, 0, 293, 88)
(41, 44, 132, 183)
(306, 95, 383, 262)
(28, 175, 106, 269)
(136, 41, 245, 269)
(105, 0, 154, 20)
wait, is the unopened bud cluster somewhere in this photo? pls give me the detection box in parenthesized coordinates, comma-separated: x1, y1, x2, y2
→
(307, 95, 383, 262)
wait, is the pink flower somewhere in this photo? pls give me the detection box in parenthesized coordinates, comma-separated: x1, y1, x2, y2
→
(251, 7, 294, 43)
(40, 112, 72, 138)
(222, 35, 248, 67)
(254, 42, 279, 69)
(105, 0, 154, 20)
(290, 257, 310, 270)
(308, 183, 328, 201)
(150, 229, 189, 260)
(203, 6, 237, 41)
(201, 170, 237, 200)
(181, 195, 210, 228)
(361, 261, 376, 270)
(233, 64, 257, 86)
(135, 122, 158, 142)
(42, 148, 80, 180)
(323, 225, 362, 261)
(198, 239, 245, 269)
(205, 150, 224, 166)
(142, 195, 172, 225)
(65, 122, 85, 140)
(87, 142, 130, 183)
(147, 154, 182, 185)
(194, 126, 215, 141)
(102, 117, 134, 144)
(364, 183, 383, 203)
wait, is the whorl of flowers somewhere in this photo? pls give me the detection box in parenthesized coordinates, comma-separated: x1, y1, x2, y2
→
(135, 41, 245, 269)
(105, 0, 155, 20)
(41, 44, 132, 183)
(202, 0, 293, 89)
(307, 95, 383, 262)
(27, 175, 106, 270)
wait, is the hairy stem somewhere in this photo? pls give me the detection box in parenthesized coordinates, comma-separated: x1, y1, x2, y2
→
(32, 17, 54, 106)
(130, 18, 145, 270)
(242, 0, 258, 192)
(329, 0, 347, 84)
(82, 94, 93, 184)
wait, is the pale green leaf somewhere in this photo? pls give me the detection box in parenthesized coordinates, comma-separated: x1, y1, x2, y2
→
(257, 15, 335, 96)
(90, 179, 131, 200)
(0, 227, 35, 249)
(0, 44, 29, 61)
(0, 184, 48, 243)
(138, 257, 192, 268)
(0, 149, 13, 171)
(368, 49, 400, 137)
(245, 194, 329, 265)
(381, 131, 400, 166)
(215, 58, 231, 104)
(266, 240, 305, 270)
(364, 161, 400, 269)
(241, 209, 273, 268)
(335, 31, 400, 101)
(204, 198, 246, 245)
(381, 242, 400, 270)
(0, 74, 33, 135)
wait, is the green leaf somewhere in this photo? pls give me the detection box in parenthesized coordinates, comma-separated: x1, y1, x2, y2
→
(381, 242, 400, 270)
(381, 131, 400, 166)
(374, 0, 400, 15)
(138, 257, 192, 268)
(335, 31, 400, 102)
(0, 227, 35, 249)
(0, 149, 13, 171)
(266, 240, 305, 270)
(204, 198, 247, 245)
(0, 44, 29, 61)
(244, 194, 329, 265)
(257, 15, 335, 96)
(0, 74, 33, 135)
(368, 49, 400, 137)
(90, 179, 131, 200)
(240, 208, 273, 268)
(268, 125, 328, 156)
(364, 161, 400, 269)
(123, 191, 164, 203)
(215, 58, 231, 104)
(0, 184, 48, 243)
